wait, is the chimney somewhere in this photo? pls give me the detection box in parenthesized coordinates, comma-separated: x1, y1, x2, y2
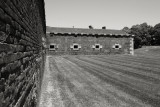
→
(89, 25, 93, 29)
(102, 26, 106, 29)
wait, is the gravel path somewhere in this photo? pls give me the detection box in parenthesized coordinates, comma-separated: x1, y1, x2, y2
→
(38, 55, 156, 107)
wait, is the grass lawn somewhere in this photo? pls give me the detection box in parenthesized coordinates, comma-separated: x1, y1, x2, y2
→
(39, 46, 160, 107)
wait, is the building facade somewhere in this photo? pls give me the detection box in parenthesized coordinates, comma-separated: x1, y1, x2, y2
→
(46, 27, 134, 55)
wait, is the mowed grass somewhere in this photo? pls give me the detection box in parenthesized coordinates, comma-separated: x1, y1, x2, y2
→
(63, 46, 160, 106)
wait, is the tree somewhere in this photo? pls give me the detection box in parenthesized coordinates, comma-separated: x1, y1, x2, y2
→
(122, 27, 130, 33)
(134, 36, 142, 49)
(145, 34, 152, 45)
(122, 22, 160, 48)
(129, 23, 154, 48)
(153, 23, 160, 45)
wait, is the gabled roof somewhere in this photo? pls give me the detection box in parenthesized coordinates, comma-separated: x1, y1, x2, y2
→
(47, 26, 133, 37)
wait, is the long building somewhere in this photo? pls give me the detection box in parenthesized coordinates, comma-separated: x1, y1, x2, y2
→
(46, 26, 134, 55)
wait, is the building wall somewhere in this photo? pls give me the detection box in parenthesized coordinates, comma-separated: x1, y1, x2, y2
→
(0, 0, 46, 107)
(47, 34, 132, 55)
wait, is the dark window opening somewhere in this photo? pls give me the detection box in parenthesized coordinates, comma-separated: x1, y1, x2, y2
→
(74, 45, 78, 49)
(115, 45, 119, 49)
(95, 45, 99, 48)
(50, 45, 55, 49)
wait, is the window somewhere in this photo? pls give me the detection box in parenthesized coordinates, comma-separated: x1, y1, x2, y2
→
(92, 44, 102, 50)
(115, 45, 119, 49)
(70, 43, 81, 50)
(49, 44, 58, 50)
(95, 45, 99, 49)
(74, 45, 78, 49)
(50, 45, 55, 49)
(112, 44, 122, 49)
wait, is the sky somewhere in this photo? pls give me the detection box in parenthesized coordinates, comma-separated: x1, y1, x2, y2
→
(44, 0, 160, 30)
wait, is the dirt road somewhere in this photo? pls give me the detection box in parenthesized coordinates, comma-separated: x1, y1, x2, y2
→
(38, 54, 160, 107)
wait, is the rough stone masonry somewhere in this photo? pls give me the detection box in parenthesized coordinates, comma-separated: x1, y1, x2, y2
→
(0, 0, 46, 107)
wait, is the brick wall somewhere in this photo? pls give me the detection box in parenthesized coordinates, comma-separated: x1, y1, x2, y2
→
(47, 34, 131, 55)
(0, 0, 46, 107)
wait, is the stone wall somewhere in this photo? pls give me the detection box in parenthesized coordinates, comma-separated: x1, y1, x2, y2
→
(47, 34, 132, 55)
(0, 0, 46, 107)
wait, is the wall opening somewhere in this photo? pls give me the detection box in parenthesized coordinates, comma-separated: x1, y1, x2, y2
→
(115, 45, 119, 49)
(74, 45, 78, 49)
(95, 44, 100, 49)
(70, 43, 81, 51)
(49, 44, 58, 50)
(50, 45, 55, 49)
(92, 44, 102, 50)
(112, 44, 122, 49)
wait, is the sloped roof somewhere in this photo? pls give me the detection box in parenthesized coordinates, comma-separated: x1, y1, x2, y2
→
(47, 26, 133, 37)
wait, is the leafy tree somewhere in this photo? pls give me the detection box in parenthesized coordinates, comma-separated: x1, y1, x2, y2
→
(145, 34, 152, 45)
(153, 23, 160, 45)
(123, 22, 155, 48)
(134, 36, 142, 49)
(122, 27, 130, 33)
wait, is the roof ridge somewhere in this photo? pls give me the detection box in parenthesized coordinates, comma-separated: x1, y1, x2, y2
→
(46, 26, 132, 36)
(47, 26, 122, 31)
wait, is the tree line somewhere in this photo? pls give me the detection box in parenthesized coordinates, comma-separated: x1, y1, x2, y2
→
(122, 23, 160, 49)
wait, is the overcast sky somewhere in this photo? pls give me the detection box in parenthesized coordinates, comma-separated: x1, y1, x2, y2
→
(44, 0, 160, 30)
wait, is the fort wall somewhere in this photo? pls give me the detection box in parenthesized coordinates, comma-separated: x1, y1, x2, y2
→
(0, 0, 46, 106)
